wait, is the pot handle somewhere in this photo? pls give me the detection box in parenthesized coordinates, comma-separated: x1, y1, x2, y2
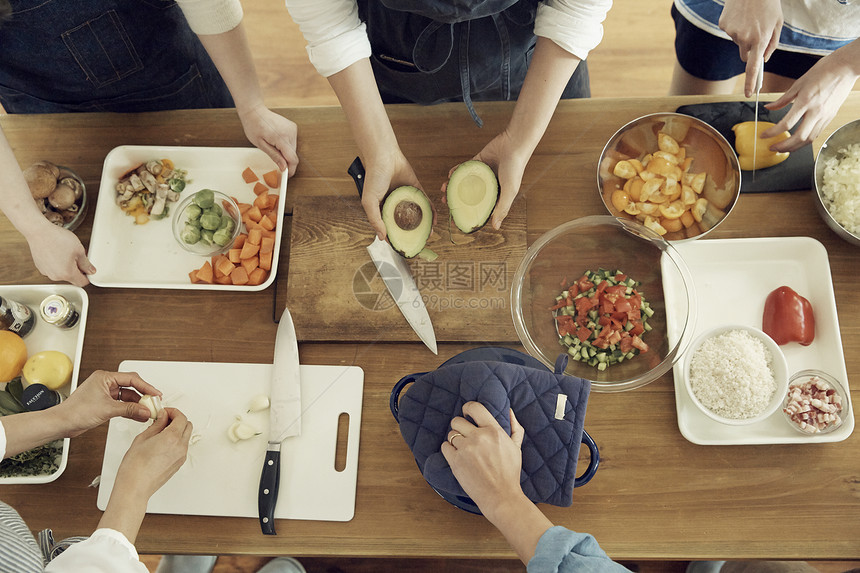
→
(573, 429, 600, 487)
(389, 372, 427, 422)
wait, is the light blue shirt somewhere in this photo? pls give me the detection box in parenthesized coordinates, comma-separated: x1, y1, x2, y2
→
(528, 526, 632, 572)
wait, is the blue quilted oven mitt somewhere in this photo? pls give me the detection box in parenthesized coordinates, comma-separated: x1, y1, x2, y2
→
(391, 350, 598, 513)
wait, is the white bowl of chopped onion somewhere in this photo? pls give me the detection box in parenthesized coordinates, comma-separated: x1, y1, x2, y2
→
(813, 118, 860, 246)
(683, 324, 789, 426)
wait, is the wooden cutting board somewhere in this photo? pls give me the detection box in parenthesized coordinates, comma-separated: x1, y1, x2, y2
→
(98, 360, 363, 522)
(285, 194, 526, 343)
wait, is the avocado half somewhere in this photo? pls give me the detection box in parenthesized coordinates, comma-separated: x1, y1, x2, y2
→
(381, 185, 433, 258)
(446, 160, 499, 233)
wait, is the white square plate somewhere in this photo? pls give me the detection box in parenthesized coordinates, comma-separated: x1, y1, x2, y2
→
(0, 284, 88, 483)
(663, 237, 853, 445)
(88, 145, 287, 290)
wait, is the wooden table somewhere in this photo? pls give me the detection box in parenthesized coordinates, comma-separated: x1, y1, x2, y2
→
(1, 95, 858, 562)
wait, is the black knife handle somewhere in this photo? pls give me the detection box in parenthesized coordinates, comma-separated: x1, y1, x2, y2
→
(347, 157, 365, 197)
(258, 448, 281, 535)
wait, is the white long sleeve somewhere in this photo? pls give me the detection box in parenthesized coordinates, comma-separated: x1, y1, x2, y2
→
(45, 529, 148, 573)
(176, 0, 244, 35)
(284, 0, 611, 77)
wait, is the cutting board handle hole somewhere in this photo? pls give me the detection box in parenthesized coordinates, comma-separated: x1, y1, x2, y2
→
(334, 412, 349, 472)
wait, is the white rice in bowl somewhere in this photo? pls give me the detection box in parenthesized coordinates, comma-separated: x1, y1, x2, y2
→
(820, 142, 860, 236)
(689, 329, 776, 420)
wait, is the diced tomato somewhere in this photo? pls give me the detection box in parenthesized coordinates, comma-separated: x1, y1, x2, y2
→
(613, 297, 632, 314)
(615, 273, 627, 282)
(619, 336, 633, 353)
(631, 335, 649, 353)
(576, 327, 591, 343)
(605, 284, 627, 296)
(577, 277, 594, 291)
(629, 322, 645, 336)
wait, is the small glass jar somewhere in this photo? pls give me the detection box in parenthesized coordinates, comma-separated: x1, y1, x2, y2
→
(0, 295, 36, 337)
(40, 295, 79, 329)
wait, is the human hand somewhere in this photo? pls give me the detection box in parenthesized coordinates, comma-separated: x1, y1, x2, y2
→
(114, 407, 192, 501)
(26, 222, 95, 287)
(58, 371, 160, 437)
(718, 0, 783, 97)
(441, 402, 526, 520)
(762, 50, 859, 152)
(451, 130, 528, 231)
(237, 104, 300, 177)
(360, 149, 423, 240)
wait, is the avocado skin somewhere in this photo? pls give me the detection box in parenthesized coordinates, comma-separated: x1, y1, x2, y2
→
(382, 185, 433, 258)
(446, 160, 499, 234)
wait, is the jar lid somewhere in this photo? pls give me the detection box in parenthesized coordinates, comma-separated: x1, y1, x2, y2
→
(40, 295, 69, 324)
(22, 384, 61, 411)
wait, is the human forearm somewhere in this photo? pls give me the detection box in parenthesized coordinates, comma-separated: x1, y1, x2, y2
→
(195, 23, 265, 113)
(482, 489, 554, 564)
(1, 409, 72, 458)
(98, 490, 149, 545)
(0, 129, 52, 240)
(505, 37, 582, 159)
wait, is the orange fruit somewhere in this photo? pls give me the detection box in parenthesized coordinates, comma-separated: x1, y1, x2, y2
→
(0, 331, 28, 383)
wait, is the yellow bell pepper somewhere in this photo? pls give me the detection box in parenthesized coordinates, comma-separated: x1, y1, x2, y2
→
(731, 121, 791, 171)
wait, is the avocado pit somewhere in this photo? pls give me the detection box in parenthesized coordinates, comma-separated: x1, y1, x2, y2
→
(393, 200, 423, 231)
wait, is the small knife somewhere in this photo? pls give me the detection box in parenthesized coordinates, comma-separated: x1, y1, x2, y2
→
(347, 157, 438, 354)
(258, 307, 303, 535)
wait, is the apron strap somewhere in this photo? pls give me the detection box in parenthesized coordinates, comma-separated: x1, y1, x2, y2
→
(38, 528, 89, 562)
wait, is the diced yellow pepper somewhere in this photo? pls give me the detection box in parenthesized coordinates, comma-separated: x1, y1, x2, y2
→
(731, 121, 791, 171)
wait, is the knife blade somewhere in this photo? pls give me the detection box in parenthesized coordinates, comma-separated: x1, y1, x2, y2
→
(258, 307, 302, 535)
(347, 157, 438, 354)
(752, 62, 764, 181)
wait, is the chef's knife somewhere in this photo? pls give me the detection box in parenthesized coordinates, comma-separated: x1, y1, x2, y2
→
(752, 62, 764, 181)
(347, 157, 438, 354)
(258, 307, 303, 535)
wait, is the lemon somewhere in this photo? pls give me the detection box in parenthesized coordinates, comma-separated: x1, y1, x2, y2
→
(22, 351, 73, 390)
(0, 331, 28, 383)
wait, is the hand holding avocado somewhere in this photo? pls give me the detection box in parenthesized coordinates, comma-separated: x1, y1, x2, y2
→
(360, 150, 425, 241)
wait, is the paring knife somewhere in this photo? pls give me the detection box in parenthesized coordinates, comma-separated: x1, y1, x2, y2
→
(347, 157, 438, 354)
(258, 307, 303, 535)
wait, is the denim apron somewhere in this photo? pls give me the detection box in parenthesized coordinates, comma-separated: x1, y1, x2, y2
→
(359, 0, 590, 126)
(0, 0, 233, 113)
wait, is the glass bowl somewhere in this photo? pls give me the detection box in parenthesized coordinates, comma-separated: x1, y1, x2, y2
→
(813, 118, 860, 246)
(683, 324, 789, 426)
(172, 190, 241, 257)
(598, 112, 741, 241)
(511, 215, 697, 392)
(782, 369, 849, 435)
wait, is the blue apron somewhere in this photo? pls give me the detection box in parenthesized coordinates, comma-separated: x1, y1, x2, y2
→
(0, 0, 233, 113)
(359, 0, 590, 126)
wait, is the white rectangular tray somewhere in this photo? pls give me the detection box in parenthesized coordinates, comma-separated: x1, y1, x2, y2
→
(88, 145, 287, 290)
(0, 284, 88, 483)
(663, 237, 853, 445)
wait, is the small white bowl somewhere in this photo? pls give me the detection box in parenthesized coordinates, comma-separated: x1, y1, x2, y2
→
(683, 324, 788, 426)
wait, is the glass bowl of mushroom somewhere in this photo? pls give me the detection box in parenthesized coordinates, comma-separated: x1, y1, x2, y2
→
(23, 161, 88, 232)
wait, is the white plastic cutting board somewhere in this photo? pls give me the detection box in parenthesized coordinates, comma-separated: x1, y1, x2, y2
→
(98, 360, 363, 522)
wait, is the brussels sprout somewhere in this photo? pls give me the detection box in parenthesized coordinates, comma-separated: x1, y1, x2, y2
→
(193, 188, 215, 209)
(213, 227, 233, 247)
(219, 215, 236, 232)
(169, 178, 186, 192)
(180, 225, 201, 244)
(185, 203, 202, 222)
(199, 212, 221, 231)
(200, 229, 215, 245)
(206, 203, 223, 218)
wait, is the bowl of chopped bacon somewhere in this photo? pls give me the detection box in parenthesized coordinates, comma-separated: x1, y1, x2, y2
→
(511, 215, 698, 392)
(782, 370, 848, 435)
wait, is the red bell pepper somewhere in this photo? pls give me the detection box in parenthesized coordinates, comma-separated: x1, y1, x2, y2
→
(762, 286, 815, 346)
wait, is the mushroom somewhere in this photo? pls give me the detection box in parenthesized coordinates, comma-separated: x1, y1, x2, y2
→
(59, 176, 84, 200)
(48, 183, 77, 210)
(44, 211, 64, 226)
(33, 160, 60, 180)
(145, 160, 163, 176)
(34, 198, 47, 214)
(24, 163, 57, 199)
(61, 210, 77, 223)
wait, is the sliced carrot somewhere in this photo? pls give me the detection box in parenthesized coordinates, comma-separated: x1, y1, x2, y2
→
(189, 270, 200, 284)
(216, 256, 235, 277)
(248, 268, 268, 286)
(242, 167, 258, 183)
(238, 202, 252, 215)
(196, 261, 214, 284)
(253, 182, 268, 196)
(253, 192, 269, 210)
(263, 170, 281, 189)
(266, 195, 279, 212)
(231, 267, 249, 285)
(246, 205, 262, 223)
(228, 248, 242, 264)
(261, 229, 276, 239)
(248, 228, 262, 246)
(260, 236, 275, 255)
(259, 215, 274, 231)
(240, 241, 260, 259)
(215, 275, 233, 285)
(260, 249, 273, 271)
(241, 255, 259, 275)
(233, 234, 247, 249)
